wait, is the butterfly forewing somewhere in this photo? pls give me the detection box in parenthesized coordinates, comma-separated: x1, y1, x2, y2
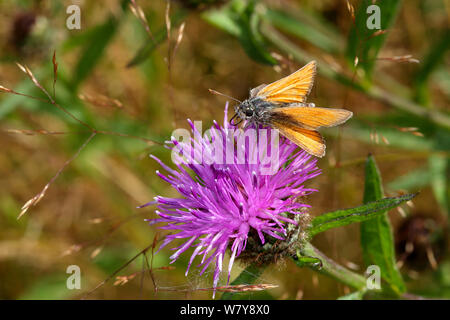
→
(270, 106, 353, 130)
(256, 61, 316, 104)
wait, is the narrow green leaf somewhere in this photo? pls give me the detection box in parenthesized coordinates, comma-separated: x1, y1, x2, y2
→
(19, 275, 77, 300)
(387, 167, 431, 191)
(347, 0, 402, 82)
(203, 7, 241, 37)
(413, 31, 450, 105)
(363, 155, 383, 201)
(221, 264, 265, 300)
(203, 0, 276, 65)
(337, 289, 366, 300)
(126, 27, 168, 68)
(126, 9, 188, 68)
(434, 68, 450, 98)
(429, 155, 449, 215)
(308, 193, 417, 237)
(343, 120, 434, 152)
(263, 9, 341, 54)
(61, 25, 106, 52)
(72, 17, 118, 88)
(360, 155, 405, 295)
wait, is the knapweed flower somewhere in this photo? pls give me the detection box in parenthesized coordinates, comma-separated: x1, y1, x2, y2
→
(146, 104, 320, 296)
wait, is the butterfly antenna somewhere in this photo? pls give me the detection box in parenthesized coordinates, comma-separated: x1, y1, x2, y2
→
(208, 89, 242, 103)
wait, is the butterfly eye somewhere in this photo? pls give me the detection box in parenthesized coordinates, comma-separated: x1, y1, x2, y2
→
(245, 109, 254, 117)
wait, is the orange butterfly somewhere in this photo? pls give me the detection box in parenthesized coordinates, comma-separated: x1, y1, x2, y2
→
(229, 61, 353, 158)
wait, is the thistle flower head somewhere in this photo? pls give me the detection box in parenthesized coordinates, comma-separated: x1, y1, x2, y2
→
(147, 104, 320, 296)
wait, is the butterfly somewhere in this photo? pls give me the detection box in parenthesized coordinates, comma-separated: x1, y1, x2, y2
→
(213, 61, 353, 158)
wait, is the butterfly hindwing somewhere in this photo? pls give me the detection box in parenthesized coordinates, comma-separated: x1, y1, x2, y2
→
(256, 61, 316, 104)
(272, 120, 326, 158)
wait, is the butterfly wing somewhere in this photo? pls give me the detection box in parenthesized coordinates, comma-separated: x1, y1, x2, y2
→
(255, 61, 316, 104)
(270, 106, 353, 130)
(247, 60, 352, 157)
(269, 106, 353, 157)
(272, 121, 326, 157)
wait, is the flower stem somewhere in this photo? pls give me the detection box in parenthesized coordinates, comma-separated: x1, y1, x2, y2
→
(297, 242, 367, 291)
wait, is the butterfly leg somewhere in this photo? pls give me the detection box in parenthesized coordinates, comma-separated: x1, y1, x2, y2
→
(243, 121, 252, 130)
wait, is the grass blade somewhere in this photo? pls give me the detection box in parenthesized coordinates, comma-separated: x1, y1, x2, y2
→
(337, 289, 365, 300)
(346, 0, 402, 82)
(413, 31, 450, 105)
(263, 9, 342, 54)
(72, 17, 119, 88)
(127, 9, 188, 68)
(203, 0, 276, 65)
(429, 155, 449, 215)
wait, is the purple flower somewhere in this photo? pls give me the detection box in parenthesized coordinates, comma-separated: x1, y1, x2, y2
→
(147, 104, 320, 296)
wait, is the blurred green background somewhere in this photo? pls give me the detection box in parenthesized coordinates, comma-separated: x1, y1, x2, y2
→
(0, 0, 448, 299)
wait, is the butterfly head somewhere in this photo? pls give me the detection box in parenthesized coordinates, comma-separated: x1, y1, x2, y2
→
(229, 100, 254, 126)
(234, 99, 256, 122)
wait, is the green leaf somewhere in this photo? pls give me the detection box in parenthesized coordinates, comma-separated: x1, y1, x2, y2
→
(126, 27, 167, 68)
(363, 155, 384, 202)
(308, 193, 417, 237)
(429, 155, 449, 215)
(360, 155, 405, 295)
(337, 289, 366, 300)
(343, 120, 434, 152)
(220, 263, 265, 300)
(388, 167, 431, 191)
(434, 68, 450, 98)
(126, 9, 188, 68)
(19, 275, 77, 300)
(0, 76, 47, 119)
(413, 31, 450, 105)
(71, 0, 130, 87)
(347, 0, 402, 82)
(72, 17, 119, 88)
(203, 6, 241, 37)
(203, 0, 276, 65)
(263, 9, 341, 54)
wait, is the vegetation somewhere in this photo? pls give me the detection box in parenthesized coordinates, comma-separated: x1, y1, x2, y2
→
(0, 0, 448, 299)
